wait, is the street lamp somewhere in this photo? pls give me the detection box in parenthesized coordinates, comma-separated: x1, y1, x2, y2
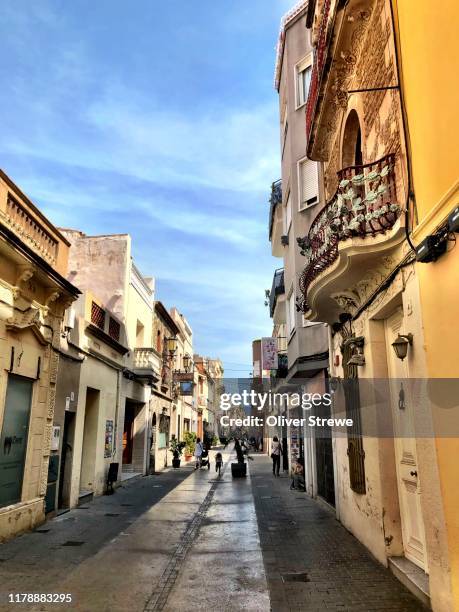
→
(166, 336, 178, 358)
(391, 333, 413, 361)
(183, 354, 192, 372)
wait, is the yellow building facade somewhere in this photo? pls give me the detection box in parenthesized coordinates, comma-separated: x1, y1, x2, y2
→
(392, 1, 459, 606)
(299, 0, 457, 607)
(0, 171, 79, 540)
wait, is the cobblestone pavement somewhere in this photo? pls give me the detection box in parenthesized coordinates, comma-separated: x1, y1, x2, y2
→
(249, 454, 425, 612)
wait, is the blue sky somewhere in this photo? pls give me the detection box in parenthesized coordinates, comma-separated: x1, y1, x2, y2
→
(0, 0, 293, 376)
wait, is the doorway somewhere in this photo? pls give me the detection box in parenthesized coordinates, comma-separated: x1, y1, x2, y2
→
(0, 375, 33, 507)
(80, 388, 100, 492)
(149, 413, 157, 474)
(123, 403, 135, 465)
(314, 393, 335, 506)
(58, 410, 76, 509)
(385, 310, 427, 570)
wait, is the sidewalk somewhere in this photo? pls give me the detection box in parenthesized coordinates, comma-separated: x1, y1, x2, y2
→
(249, 453, 425, 611)
(0, 447, 269, 612)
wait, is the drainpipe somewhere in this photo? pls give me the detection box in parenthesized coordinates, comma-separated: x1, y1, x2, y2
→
(112, 369, 122, 463)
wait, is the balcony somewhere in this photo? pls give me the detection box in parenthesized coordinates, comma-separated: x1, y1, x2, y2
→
(133, 347, 161, 384)
(272, 351, 288, 380)
(0, 171, 70, 275)
(269, 180, 283, 257)
(297, 155, 404, 322)
(86, 296, 128, 354)
(269, 268, 286, 323)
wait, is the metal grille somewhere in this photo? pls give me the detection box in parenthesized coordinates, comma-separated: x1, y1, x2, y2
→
(343, 342, 366, 494)
(108, 317, 120, 341)
(91, 301, 105, 330)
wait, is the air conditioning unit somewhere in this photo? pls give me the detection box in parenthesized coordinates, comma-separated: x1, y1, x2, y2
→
(281, 234, 289, 246)
(64, 307, 76, 330)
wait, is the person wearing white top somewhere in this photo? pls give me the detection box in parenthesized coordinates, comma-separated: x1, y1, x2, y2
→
(194, 437, 204, 469)
(271, 436, 282, 476)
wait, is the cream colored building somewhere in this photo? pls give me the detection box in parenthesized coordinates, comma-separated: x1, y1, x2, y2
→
(170, 307, 196, 438)
(53, 290, 130, 508)
(0, 171, 79, 540)
(59, 230, 159, 496)
(149, 301, 180, 472)
(268, 1, 333, 502)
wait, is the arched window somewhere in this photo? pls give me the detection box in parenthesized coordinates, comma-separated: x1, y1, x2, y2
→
(342, 110, 363, 169)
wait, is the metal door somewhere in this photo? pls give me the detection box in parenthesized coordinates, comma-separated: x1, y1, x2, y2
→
(0, 375, 33, 507)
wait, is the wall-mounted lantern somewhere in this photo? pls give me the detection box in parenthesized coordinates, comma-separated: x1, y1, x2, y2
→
(183, 354, 192, 372)
(391, 333, 413, 361)
(166, 336, 178, 358)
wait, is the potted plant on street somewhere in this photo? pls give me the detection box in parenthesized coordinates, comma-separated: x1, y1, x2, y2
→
(169, 437, 186, 468)
(183, 431, 196, 462)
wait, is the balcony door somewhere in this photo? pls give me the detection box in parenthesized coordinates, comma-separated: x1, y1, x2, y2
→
(385, 310, 427, 570)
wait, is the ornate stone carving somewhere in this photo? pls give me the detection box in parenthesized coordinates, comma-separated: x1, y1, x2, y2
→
(43, 424, 52, 456)
(331, 290, 361, 315)
(49, 352, 59, 384)
(39, 461, 49, 495)
(47, 387, 56, 420)
(6, 307, 41, 330)
(16, 267, 34, 285)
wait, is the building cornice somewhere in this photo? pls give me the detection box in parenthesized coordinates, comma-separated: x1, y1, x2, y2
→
(274, 0, 309, 91)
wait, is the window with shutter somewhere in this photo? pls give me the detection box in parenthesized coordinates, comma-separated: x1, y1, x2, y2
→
(295, 54, 313, 108)
(283, 192, 292, 233)
(299, 158, 319, 209)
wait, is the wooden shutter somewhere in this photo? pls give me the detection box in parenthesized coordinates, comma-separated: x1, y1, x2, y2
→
(300, 159, 319, 208)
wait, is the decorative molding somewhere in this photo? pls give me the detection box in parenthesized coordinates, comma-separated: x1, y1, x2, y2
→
(49, 352, 59, 384)
(39, 461, 49, 495)
(43, 424, 52, 456)
(274, 0, 309, 90)
(47, 387, 56, 420)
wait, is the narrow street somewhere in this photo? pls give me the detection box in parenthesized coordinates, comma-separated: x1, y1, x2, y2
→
(0, 447, 423, 612)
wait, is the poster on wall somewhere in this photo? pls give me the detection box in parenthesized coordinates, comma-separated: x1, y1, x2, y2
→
(261, 337, 278, 370)
(104, 420, 114, 458)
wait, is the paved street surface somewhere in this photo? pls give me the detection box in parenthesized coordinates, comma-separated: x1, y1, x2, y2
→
(250, 455, 424, 612)
(0, 447, 424, 611)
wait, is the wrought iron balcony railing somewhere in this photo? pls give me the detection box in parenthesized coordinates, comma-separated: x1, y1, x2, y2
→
(268, 179, 282, 239)
(297, 154, 400, 312)
(269, 268, 285, 318)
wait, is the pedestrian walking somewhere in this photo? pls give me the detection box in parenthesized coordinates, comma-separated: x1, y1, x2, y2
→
(271, 436, 282, 477)
(215, 451, 223, 476)
(194, 437, 204, 469)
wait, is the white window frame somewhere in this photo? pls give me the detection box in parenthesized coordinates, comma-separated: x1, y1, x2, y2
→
(295, 53, 313, 109)
(283, 189, 292, 234)
(297, 155, 319, 211)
